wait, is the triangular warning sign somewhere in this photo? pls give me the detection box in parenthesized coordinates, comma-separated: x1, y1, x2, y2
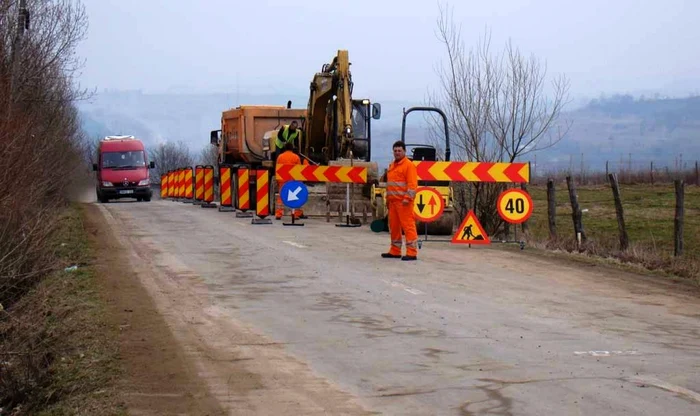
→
(452, 209, 490, 245)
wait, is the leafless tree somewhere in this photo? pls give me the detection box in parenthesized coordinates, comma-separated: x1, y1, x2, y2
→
(198, 144, 219, 167)
(148, 141, 194, 182)
(425, 2, 571, 236)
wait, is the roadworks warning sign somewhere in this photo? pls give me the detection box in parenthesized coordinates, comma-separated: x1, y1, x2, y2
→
(452, 210, 490, 245)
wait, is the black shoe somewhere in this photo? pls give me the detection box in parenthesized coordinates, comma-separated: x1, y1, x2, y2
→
(381, 253, 401, 258)
(401, 255, 417, 261)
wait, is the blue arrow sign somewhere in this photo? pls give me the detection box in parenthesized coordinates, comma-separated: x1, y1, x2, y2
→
(280, 181, 308, 209)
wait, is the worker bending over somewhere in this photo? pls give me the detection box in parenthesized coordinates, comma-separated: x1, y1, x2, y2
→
(275, 142, 307, 220)
(381, 140, 418, 261)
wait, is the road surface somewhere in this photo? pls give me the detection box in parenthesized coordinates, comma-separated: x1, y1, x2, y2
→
(93, 198, 700, 415)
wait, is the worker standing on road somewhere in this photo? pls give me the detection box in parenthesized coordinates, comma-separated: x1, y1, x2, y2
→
(275, 142, 307, 220)
(382, 140, 419, 261)
(274, 121, 302, 161)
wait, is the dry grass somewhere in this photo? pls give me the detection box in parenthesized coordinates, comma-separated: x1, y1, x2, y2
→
(522, 181, 700, 284)
(0, 204, 126, 415)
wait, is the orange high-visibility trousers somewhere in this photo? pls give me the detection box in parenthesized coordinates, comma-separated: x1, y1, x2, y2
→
(275, 181, 303, 219)
(388, 200, 418, 257)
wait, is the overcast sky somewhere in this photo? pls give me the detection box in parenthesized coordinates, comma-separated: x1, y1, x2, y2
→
(76, 0, 700, 101)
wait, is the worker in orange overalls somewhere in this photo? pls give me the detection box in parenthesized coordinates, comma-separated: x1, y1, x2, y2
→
(381, 140, 419, 261)
(275, 142, 307, 220)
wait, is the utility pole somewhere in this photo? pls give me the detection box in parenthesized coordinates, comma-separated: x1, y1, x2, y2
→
(7, 0, 30, 116)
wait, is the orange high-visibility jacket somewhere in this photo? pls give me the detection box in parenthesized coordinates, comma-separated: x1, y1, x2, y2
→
(386, 156, 418, 203)
(276, 150, 309, 166)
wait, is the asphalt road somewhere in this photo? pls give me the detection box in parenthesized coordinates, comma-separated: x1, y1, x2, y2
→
(95, 197, 700, 415)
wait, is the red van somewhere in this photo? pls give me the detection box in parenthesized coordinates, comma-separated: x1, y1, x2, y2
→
(92, 135, 155, 203)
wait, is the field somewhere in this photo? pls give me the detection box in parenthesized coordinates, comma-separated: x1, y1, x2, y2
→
(523, 181, 700, 283)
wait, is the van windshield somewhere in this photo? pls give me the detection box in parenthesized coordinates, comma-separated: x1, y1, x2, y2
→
(102, 151, 146, 169)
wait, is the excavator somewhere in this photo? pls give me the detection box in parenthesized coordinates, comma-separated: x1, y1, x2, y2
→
(209, 50, 382, 218)
(288, 49, 382, 218)
(370, 106, 456, 235)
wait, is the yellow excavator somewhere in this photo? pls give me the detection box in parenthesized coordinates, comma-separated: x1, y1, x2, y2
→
(370, 106, 456, 235)
(269, 50, 382, 217)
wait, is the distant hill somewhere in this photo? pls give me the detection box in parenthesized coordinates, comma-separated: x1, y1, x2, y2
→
(78, 91, 700, 173)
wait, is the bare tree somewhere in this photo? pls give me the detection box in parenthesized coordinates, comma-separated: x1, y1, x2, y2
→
(426, 2, 571, 236)
(148, 141, 193, 182)
(198, 144, 219, 167)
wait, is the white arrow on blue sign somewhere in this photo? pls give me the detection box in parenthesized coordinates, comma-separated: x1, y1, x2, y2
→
(280, 181, 308, 209)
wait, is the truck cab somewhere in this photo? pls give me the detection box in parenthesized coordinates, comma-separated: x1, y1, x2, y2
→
(92, 135, 155, 203)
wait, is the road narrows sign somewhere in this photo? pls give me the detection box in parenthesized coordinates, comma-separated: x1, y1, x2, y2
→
(413, 187, 445, 222)
(452, 210, 490, 245)
(497, 188, 533, 224)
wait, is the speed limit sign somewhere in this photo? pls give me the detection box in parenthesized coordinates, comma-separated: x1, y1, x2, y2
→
(497, 188, 533, 224)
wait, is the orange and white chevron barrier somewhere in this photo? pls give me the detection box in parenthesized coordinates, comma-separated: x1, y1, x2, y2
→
(218, 165, 235, 212)
(201, 165, 217, 208)
(251, 169, 272, 224)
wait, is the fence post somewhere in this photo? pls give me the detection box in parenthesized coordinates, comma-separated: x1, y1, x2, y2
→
(608, 173, 629, 251)
(520, 182, 529, 234)
(547, 178, 556, 239)
(674, 180, 684, 256)
(566, 176, 586, 246)
(650, 161, 654, 186)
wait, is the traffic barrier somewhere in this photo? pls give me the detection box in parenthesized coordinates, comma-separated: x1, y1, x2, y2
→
(275, 164, 367, 183)
(218, 165, 235, 212)
(177, 168, 185, 199)
(183, 166, 194, 201)
(235, 167, 253, 218)
(201, 165, 217, 208)
(169, 170, 175, 199)
(194, 165, 204, 205)
(251, 169, 272, 224)
(160, 174, 167, 199)
(414, 161, 530, 183)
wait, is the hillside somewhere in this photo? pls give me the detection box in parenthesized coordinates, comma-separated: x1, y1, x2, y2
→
(78, 91, 700, 173)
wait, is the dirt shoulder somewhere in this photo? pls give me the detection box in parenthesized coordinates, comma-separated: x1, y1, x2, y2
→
(83, 203, 226, 415)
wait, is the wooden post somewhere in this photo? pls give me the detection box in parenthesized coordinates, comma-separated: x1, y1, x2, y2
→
(520, 182, 529, 234)
(674, 180, 684, 256)
(547, 179, 557, 239)
(650, 161, 654, 185)
(608, 173, 629, 251)
(566, 176, 586, 245)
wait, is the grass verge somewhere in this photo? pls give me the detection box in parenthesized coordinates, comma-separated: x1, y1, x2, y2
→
(522, 182, 700, 285)
(0, 203, 125, 415)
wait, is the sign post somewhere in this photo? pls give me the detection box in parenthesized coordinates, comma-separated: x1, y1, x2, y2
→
(280, 180, 308, 227)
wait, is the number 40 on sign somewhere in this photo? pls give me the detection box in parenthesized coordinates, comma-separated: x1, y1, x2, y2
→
(497, 188, 533, 224)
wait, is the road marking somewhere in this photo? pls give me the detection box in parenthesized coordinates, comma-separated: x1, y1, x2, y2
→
(626, 376, 700, 404)
(574, 350, 640, 357)
(283, 241, 307, 248)
(382, 279, 424, 295)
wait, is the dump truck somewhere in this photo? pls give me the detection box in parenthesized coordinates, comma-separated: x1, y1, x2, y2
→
(209, 50, 382, 218)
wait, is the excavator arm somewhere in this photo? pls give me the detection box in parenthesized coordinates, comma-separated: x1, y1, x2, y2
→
(303, 50, 380, 165)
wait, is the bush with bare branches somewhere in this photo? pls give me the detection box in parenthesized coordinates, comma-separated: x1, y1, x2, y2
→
(426, 2, 570, 238)
(0, 0, 92, 410)
(148, 140, 194, 183)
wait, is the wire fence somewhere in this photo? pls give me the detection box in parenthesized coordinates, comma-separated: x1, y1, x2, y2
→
(531, 154, 700, 186)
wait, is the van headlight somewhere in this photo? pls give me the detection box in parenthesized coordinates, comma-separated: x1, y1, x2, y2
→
(138, 179, 150, 186)
(102, 181, 113, 187)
